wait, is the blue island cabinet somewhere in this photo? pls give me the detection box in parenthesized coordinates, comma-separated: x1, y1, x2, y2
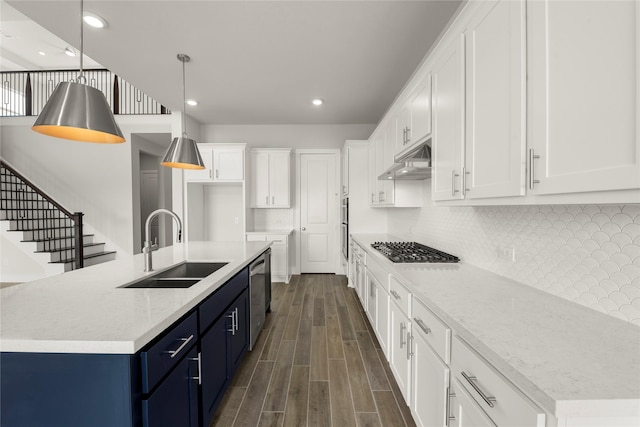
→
(0, 265, 254, 427)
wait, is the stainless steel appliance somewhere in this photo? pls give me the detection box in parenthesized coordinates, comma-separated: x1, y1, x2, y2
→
(249, 249, 270, 350)
(341, 197, 349, 260)
(371, 242, 459, 263)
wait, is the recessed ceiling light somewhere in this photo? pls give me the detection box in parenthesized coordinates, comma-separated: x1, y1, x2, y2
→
(38, 51, 46, 56)
(312, 98, 324, 106)
(186, 99, 198, 106)
(83, 13, 107, 29)
(65, 47, 76, 57)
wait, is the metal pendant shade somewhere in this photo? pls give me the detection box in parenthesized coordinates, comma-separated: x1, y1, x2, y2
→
(161, 135, 205, 169)
(31, 0, 125, 144)
(161, 54, 205, 170)
(32, 81, 125, 143)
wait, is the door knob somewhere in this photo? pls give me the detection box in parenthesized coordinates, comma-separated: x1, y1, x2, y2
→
(302, 227, 306, 231)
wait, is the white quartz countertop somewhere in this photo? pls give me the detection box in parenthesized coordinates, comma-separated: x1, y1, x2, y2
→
(352, 234, 640, 419)
(245, 229, 293, 235)
(0, 241, 270, 354)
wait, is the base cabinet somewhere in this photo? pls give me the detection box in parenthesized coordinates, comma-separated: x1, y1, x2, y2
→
(246, 233, 290, 283)
(449, 378, 497, 427)
(411, 333, 450, 427)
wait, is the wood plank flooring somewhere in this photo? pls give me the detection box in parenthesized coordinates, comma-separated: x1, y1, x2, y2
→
(212, 274, 417, 427)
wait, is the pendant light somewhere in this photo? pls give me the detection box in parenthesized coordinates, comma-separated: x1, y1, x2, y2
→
(32, 0, 125, 144)
(161, 54, 205, 170)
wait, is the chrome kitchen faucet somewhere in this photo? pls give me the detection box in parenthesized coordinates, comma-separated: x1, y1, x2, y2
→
(143, 209, 182, 272)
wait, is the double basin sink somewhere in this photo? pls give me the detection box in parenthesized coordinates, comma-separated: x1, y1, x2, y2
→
(123, 262, 228, 289)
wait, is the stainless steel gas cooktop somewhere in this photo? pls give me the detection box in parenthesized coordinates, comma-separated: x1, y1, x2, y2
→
(371, 241, 459, 263)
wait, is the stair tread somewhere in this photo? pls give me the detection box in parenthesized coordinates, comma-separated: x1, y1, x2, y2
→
(51, 251, 117, 264)
(21, 234, 94, 243)
(34, 242, 105, 254)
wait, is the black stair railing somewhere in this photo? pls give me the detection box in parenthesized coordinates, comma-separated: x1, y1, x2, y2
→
(0, 69, 169, 117)
(0, 160, 84, 269)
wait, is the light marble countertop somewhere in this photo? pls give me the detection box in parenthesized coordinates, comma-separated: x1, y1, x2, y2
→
(245, 229, 294, 235)
(352, 233, 640, 420)
(0, 241, 270, 354)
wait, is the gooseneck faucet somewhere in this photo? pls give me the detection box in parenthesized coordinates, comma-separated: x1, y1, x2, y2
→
(143, 208, 183, 272)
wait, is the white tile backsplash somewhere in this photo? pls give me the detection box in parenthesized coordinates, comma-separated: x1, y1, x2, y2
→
(253, 208, 294, 231)
(387, 201, 640, 325)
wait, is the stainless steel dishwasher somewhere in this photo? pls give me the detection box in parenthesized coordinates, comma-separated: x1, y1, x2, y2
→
(248, 249, 270, 350)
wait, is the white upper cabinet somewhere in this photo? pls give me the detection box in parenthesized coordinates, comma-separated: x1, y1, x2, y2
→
(184, 144, 245, 182)
(464, 0, 526, 199)
(396, 75, 432, 159)
(527, 0, 640, 195)
(432, 34, 466, 201)
(251, 149, 291, 208)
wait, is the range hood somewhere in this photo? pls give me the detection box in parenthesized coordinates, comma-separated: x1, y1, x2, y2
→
(378, 139, 432, 180)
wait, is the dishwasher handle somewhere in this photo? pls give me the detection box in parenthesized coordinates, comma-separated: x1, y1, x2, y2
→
(250, 257, 266, 276)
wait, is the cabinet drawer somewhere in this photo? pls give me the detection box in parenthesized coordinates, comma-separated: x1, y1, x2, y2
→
(451, 336, 545, 427)
(366, 254, 388, 288)
(246, 234, 267, 242)
(199, 267, 249, 333)
(412, 298, 451, 364)
(141, 311, 198, 394)
(267, 234, 287, 245)
(389, 275, 411, 317)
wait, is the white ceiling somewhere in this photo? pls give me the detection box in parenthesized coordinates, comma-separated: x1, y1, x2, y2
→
(2, 0, 462, 126)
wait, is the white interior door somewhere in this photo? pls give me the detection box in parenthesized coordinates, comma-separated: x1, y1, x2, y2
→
(300, 153, 337, 273)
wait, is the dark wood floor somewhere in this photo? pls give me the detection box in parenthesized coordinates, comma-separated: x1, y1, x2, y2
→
(212, 274, 417, 427)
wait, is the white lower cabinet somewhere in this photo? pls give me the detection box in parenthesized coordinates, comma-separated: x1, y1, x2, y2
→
(412, 331, 450, 427)
(375, 278, 389, 358)
(389, 293, 412, 402)
(365, 270, 377, 326)
(245, 233, 290, 283)
(449, 378, 497, 427)
(451, 335, 545, 427)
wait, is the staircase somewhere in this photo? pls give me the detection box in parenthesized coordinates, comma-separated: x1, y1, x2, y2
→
(1, 160, 116, 272)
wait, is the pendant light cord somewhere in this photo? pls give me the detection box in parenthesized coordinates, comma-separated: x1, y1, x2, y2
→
(78, 0, 85, 84)
(182, 56, 188, 137)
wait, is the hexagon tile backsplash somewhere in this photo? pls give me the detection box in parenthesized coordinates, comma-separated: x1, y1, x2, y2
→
(388, 203, 640, 326)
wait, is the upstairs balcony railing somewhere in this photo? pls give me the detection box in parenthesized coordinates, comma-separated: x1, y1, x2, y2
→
(0, 69, 169, 117)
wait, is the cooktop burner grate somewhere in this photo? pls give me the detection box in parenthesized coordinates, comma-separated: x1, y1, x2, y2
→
(371, 241, 459, 263)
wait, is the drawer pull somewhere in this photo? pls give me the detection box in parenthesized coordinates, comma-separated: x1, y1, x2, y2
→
(446, 387, 454, 426)
(461, 371, 496, 407)
(399, 322, 406, 348)
(228, 312, 236, 335)
(166, 334, 194, 359)
(190, 352, 202, 385)
(414, 317, 431, 335)
(390, 290, 401, 300)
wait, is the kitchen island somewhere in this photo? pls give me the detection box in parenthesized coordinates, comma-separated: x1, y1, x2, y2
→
(1, 241, 271, 427)
(352, 233, 640, 426)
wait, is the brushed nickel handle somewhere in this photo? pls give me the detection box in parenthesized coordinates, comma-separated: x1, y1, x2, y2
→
(216, 169, 219, 179)
(228, 312, 236, 335)
(461, 371, 496, 407)
(190, 352, 202, 384)
(390, 290, 401, 300)
(302, 227, 306, 231)
(266, 196, 269, 205)
(399, 322, 406, 348)
(405, 126, 411, 144)
(371, 193, 375, 203)
(272, 196, 275, 205)
(451, 170, 460, 196)
(463, 167, 470, 194)
(406, 331, 413, 359)
(402, 127, 407, 144)
(166, 334, 194, 359)
(413, 317, 431, 335)
(209, 169, 212, 179)
(446, 387, 454, 426)
(529, 148, 540, 190)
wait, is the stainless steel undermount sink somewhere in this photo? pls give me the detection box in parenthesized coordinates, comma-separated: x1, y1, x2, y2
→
(121, 262, 229, 289)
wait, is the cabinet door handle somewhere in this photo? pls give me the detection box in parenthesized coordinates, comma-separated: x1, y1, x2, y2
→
(463, 167, 470, 195)
(190, 352, 202, 385)
(165, 334, 194, 359)
(406, 331, 413, 359)
(461, 371, 496, 407)
(234, 308, 239, 332)
(209, 169, 212, 179)
(272, 196, 275, 205)
(216, 169, 219, 179)
(228, 312, 236, 335)
(266, 196, 269, 205)
(405, 127, 411, 144)
(371, 193, 374, 204)
(390, 290, 401, 300)
(402, 127, 407, 144)
(446, 387, 454, 426)
(528, 148, 540, 190)
(399, 322, 406, 348)
(413, 317, 431, 335)
(451, 170, 460, 196)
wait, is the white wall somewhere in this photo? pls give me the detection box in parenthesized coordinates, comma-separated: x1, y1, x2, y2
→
(385, 185, 640, 326)
(201, 124, 375, 149)
(1, 115, 172, 260)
